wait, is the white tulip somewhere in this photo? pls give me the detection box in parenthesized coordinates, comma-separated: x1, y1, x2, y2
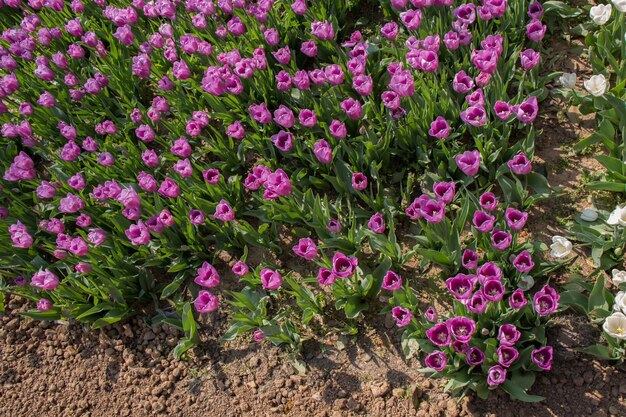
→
(607, 205, 626, 226)
(584, 74, 609, 96)
(580, 208, 598, 222)
(550, 235, 573, 258)
(614, 292, 626, 314)
(558, 72, 577, 89)
(603, 312, 626, 340)
(612, 269, 626, 286)
(590, 4, 613, 25)
(613, 0, 626, 13)
(518, 274, 535, 291)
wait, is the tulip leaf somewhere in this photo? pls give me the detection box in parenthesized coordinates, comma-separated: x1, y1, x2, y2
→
(588, 274, 608, 312)
(502, 380, 544, 403)
(578, 344, 615, 360)
(343, 295, 368, 319)
(365, 256, 392, 299)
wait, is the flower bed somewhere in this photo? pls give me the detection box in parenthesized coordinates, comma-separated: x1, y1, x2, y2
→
(1, 0, 612, 402)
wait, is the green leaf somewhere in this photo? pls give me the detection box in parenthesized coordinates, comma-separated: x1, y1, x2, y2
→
(559, 290, 589, 315)
(161, 272, 187, 299)
(579, 344, 615, 360)
(542, 1, 582, 18)
(343, 295, 368, 319)
(502, 380, 545, 402)
(588, 274, 608, 312)
(586, 181, 626, 193)
(416, 248, 453, 266)
(92, 309, 127, 329)
(364, 256, 392, 299)
(181, 302, 199, 343)
(21, 309, 62, 321)
(173, 338, 196, 359)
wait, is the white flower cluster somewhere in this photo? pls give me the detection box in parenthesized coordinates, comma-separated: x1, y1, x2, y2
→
(604, 269, 626, 340)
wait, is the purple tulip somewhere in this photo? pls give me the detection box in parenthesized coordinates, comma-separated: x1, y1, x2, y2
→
(533, 285, 559, 316)
(466, 89, 485, 107)
(9, 221, 33, 248)
(487, 365, 507, 386)
(509, 289, 528, 309)
(498, 324, 522, 347)
(471, 49, 498, 74)
(351, 172, 368, 191)
(531, 346, 554, 370)
(452, 340, 469, 354)
(382, 270, 402, 291)
(426, 322, 451, 346)
(265, 169, 292, 199)
(253, 329, 266, 342)
(260, 268, 282, 290)
(391, 306, 413, 327)
(477, 262, 503, 284)
(125, 221, 150, 245)
(389, 69, 415, 97)
(214, 200, 235, 222)
(310, 20, 334, 41)
(232, 261, 249, 277)
(505, 208, 529, 231)
(317, 268, 336, 286)
(446, 316, 476, 343)
(425, 350, 447, 371)
(466, 346, 485, 366)
(497, 345, 519, 368)
(507, 152, 532, 175)
(194, 290, 219, 313)
(195, 262, 220, 288)
(473, 210, 495, 233)
(368, 212, 386, 234)
(340, 98, 363, 120)
(31, 269, 59, 290)
(292, 238, 318, 260)
(428, 116, 451, 140)
(528, 2, 544, 19)
(483, 280, 505, 302)
(460, 105, 487, 127)
(520, 48, 541, 71)
(325, 120, 346, 140)
(493, 101, 512, 120)
(327, 219, 342, 233)
(526, 19, 547, 43)
(381, 22, 399, 40)
(273, 105, 295, 128)
(512, 251, 535, 273)
(37, 299, 53, 311)
(491, 229, 512, 250)
(158, 178, 180, 198)
(443, 31, 460, 51)
(455, 150, 481, 176)
(468, 290, 488, 314)
(513, 96, 539, 124)
(446, 273, 475, 300)
(313, 140, 333, 164)
(399, 9, 422, 30)
(452, 70, 474, 93)
(419, 198, 446, 224)
(462, 249, 478, 270)
(424, 306, 438, 323)
(332, 252, 358, 278)
(433, 181, 456, 204)
(479, 192, 499, 211)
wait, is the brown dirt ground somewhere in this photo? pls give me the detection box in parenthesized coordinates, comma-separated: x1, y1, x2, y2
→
(3, 5, 626, 417)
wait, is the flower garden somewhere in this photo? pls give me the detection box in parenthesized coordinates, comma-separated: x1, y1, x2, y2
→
(0, 0, 625, 415)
